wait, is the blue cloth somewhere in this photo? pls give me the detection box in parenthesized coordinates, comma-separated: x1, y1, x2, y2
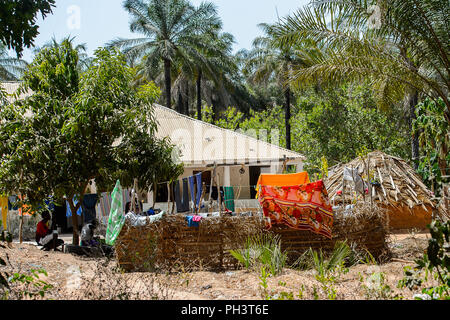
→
(66, 197, 82, 217)
(45, 197, 55, 212)
(174, 179, 189, 213)
(144, 208, 155, 216)
(8, 196, 18, 210)
(82, 194, 98, 223)
(185, 216, 200, 228)
(188, 176, 196, 206)
(195, 173, 203, 208)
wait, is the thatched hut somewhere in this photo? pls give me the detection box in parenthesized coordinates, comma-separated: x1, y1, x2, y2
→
(325, 151, 436, 230)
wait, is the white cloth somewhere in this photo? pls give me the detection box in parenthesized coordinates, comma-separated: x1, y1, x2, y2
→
(343, 167, 367, 195)
(39, 234, 53, 246)
(125, 211, 166, 227)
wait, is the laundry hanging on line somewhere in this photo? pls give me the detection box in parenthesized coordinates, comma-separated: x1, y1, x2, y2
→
(0, 196, 8, 230)
(174, 179, 189, 213)
(258, 180, 334, 239)
(186, 215, 202, 227)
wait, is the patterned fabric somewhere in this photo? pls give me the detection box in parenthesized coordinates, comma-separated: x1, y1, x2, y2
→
(258, 180, 334, 239)
(98, 192, 112, 223)
(106, 180, 125, 246)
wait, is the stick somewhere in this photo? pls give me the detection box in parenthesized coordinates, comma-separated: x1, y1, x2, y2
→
(217, 170, 222, 217)
(368, 154, 373, 210)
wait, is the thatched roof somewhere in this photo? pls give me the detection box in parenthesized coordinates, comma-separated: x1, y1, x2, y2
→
(325, 151, 435, 211)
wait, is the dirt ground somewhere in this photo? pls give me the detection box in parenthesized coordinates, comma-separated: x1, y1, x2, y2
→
(0, 231, 438, 300)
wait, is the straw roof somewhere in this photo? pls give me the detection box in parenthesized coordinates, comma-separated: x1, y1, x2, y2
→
(325, 151, 435, 211)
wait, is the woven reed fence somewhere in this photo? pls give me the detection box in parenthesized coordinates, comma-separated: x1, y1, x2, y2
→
(115, 205, 389, 272)
(271, 204, 390, 264)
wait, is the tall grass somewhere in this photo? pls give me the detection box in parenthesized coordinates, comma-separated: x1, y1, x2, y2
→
(229, 233, 287, 276)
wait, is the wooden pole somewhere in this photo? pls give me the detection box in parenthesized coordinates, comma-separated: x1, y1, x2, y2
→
(368, 154, 373, 210)
(19, 170, 23, 244)
(167, 182, 171, 214)
(217, 170, 223, 217)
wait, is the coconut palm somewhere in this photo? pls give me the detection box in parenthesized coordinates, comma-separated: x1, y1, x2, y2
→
(241, 23, 314, 150)
(133, 29, 251, 118)
(108, 0, 222, 109)
(0, 44, 28, 80)
(33, 36, 93, 72)
(272, 0, 450, 159)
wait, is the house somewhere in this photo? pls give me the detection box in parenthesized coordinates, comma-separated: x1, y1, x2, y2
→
(152, 104, 305, 211)
(1, 81, 306, 213)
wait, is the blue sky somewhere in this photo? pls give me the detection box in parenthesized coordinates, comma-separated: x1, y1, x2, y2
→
(14, 0, 309, 62)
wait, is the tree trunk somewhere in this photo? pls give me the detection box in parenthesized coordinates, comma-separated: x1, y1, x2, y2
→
(176, 87, 184, 114)
(197, 69, 202, 120)
(19, 210, 23, 244)
(152, 182, 157, 210)
(285, 88, 292, 150)
(212, 98, 218, 122)
(408, 90, 420, 169)
(185, 82, 189, 116)
(164, 58, 172, 109)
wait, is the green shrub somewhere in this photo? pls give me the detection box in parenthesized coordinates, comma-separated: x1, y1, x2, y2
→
(230, 233, 287, 276)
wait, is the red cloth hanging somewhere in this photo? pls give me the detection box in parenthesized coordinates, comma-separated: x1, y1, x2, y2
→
(258, 180, 334, 239)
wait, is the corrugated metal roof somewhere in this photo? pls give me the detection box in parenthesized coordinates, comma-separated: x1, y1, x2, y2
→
(1, 81, 32, 103)
(154, 104, 305, 166)
(2, 82, 305, 166)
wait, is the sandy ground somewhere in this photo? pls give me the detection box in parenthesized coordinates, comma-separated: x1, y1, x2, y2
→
(0, 231, 438, 300)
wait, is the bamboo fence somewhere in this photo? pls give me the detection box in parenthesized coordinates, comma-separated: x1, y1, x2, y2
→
(115, 204, 389, 272)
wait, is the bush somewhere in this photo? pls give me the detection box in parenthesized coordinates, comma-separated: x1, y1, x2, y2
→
(230, 233, 287, 276)
(398, 220, 449, 300)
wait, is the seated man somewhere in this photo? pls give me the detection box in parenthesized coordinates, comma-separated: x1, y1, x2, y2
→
(80, 218, 99, 247)
(35, 211, 64, 251)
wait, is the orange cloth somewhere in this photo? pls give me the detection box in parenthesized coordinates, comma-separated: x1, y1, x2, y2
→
(256, 172, 310, 198)
(258, 180, 334, 239)
(0, 197, 8, 229)
(18, 195, 34, 216)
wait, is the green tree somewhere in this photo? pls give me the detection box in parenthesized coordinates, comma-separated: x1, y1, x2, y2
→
(414, 98, 449, 195)
(0, 43, 28, 80)
(203, 83, 410, 175)
(33, 36, 94, 72)
(0, 41, 179, 245)
(240, 23, 313, 150)
(109, 0, 221, 110)
(273, 0, 450, 162)
(0, 0, 55, 58)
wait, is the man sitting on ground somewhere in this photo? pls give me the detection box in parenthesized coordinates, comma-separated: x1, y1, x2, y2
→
(35, 211, 64, 251)
(80, 219, 99, 247)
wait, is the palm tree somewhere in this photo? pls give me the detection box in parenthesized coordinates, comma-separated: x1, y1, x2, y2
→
(241, 23, 310, 150)
(132, 29, 251, 119)
(33, 36, 93, 72)
(0, 44, 28, 81)
(272, 0, 450, 162)
(108, 0, 222, 109)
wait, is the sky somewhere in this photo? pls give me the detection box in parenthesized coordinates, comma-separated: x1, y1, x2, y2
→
(13, 0, 309, 62)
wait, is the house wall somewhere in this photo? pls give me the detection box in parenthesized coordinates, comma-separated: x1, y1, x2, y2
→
(143, 161, 303, 211)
